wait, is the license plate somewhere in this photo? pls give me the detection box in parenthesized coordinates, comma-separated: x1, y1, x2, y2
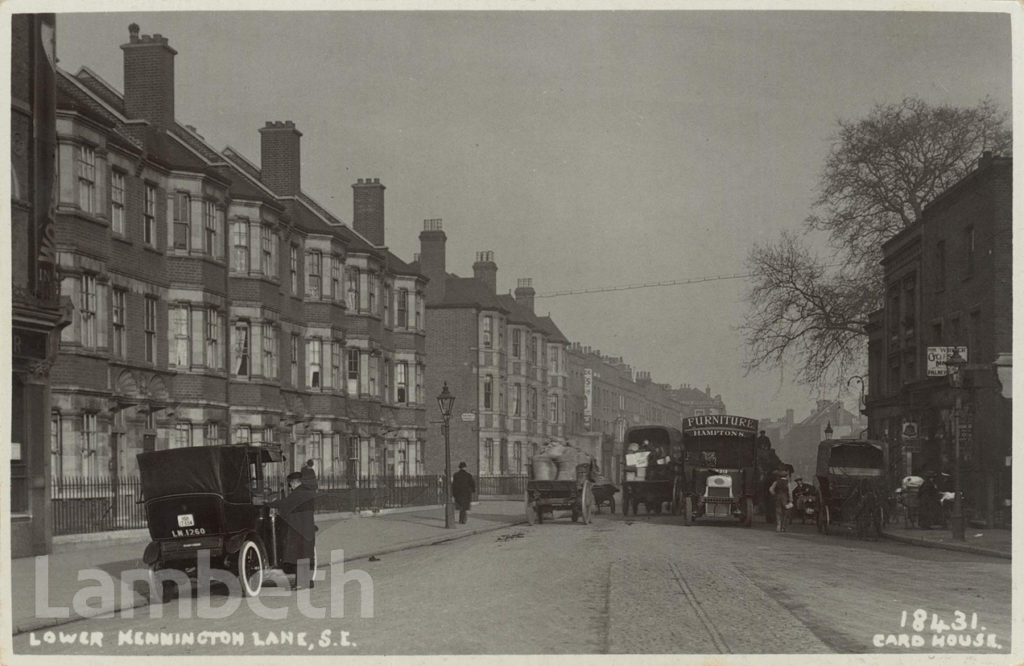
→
(177, 514, 195, 527)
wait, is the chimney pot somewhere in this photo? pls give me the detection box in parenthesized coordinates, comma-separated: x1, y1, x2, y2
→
(352, 177, 386, 246)
(121, 26, 177, 129)
(259, 121, 303, 196)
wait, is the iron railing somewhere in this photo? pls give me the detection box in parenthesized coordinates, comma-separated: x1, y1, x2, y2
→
(50, 473, 446, 536)
(476, 475, 529, 496)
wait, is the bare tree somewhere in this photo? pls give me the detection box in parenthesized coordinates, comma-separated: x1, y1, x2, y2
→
(743, 97, 1010, 389)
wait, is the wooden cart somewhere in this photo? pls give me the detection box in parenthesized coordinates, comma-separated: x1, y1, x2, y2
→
(524, 464, 596, 525)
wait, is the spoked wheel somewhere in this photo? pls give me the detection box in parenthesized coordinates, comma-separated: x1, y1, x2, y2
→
(608, 496, 616, 514)
(671, 478, 682, 516)
(236, 539, 264, 597)
(743, 497, 754, 527)
(581, 481, 594, 525)
(822, 505, 832, 535)
(683, 495, 693, 526)
(524, 489, 536, 525)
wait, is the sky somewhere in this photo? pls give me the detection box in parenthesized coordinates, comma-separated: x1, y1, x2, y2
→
(49, 6, 1013, 421)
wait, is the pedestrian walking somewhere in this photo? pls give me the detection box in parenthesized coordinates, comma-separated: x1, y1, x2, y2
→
(269, 471, 317, 588)
(302, 458, 319, 490)
(452, 461, 476, 524)
(769, 473, 791, 532)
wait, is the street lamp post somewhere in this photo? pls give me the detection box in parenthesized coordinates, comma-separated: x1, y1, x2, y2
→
(944, 349, 967, 541)
(436, 382, 456, 529)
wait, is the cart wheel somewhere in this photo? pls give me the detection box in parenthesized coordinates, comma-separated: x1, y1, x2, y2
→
(671, 478, 682, 516)
(581, 481, 594, 524)
(524, 489, 536, 525)
(822, 505, 831, 535)
(683, 495, 693, 526)
(148, 565, 176, 603)
(608, 497, 616, 514)
(743, 497, 753, 527)
(237, 539, 264, 597)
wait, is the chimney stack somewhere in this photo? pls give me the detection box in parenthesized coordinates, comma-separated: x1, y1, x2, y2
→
(121, 23, 177, 130)
(259, 121, 302, 196)
(515, 278, 535, 313)
(473, 251, 497, 293)
(419, 219, 447, 303)
(353, 178, 385, 246)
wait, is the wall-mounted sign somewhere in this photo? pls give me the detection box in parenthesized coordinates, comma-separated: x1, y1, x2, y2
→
(460, 413, 476, 422)
(926, 346, 968, 376)
(583, 368, 593, 429)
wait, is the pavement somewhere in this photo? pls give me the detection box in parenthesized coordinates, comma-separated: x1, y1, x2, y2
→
(881, 522, 1012, 559)
(8, 499, 526, 635)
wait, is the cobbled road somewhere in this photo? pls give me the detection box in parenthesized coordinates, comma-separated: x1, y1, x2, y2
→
(11, 510, 1011, 656)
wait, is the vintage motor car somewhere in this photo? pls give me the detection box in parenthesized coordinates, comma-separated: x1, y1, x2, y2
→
(678, 414, 759, 527)
(138, 444, 312, 599)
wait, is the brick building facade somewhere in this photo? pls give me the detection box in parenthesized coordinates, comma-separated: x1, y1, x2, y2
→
(11, 14, 68, 557)
(865, 153, 1012, 527)
(47, 24, 427, 516)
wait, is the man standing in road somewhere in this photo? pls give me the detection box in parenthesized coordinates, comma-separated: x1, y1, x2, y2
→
(452, 461, 476, 524)
(269, 471, 318, 588)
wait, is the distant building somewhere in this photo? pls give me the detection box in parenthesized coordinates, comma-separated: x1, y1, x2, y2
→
(776, 401, 866, 482)
(865, 153, 1011, 527)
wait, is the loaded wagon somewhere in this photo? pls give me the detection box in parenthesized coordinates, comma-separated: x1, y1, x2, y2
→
(815, 439, 888, 538)
(524, 462, 597, 524)
(620, 425, 684, 516)
(678, 414, 759, 527)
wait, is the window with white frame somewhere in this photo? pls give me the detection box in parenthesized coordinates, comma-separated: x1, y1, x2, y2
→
(347, 349, 360, 395)
(77, 145, 96, 214)
(549, 345, 559, 374)
(529, 387, 537, 419)
(206, 423, 223, 446)
(368, 273, 377, 313)
(308, 432, 323, 468)
(290, 246, 299, 295)
(111, 170, 125, 234)
(483, 315, 493, 349)
(332, 342, 342, 390)
(144, 183, 157, 246)
(80, 275, 97, 348)
(396, 362, 408, 403)
(383, 359, 391, 403)
(206, 309, 222, 369)
(514, 442, 524, 474)
(332, 257, 342, 301)
(415, 293, 422, 329)
(512, 329, 521, 358)
(261, 226, 277, 277)
(397, 288, 408, 327)
(383, 284, 391, 326)
(347, 268, 360, 311)
(527, 335, 536, 365)
(263, 323, 277, 379)
(484, 438, 494, 476)
(190, 307, 205, 366)
(307, 338, 322, 389)
(307, 251, 322, 299)
(173, 192, 190, 250)
(144, 296, 157, 362)
(111, 288, 126, 358)
(234, 322, 251, 376)
(170, 306, 189, 366)
(368, 354, 378, 396)
(290, 334, 299, 386)
(203, 201, 217, 256)
(484, 375, 493, 409)
(81, 413, 98, 475)
(234, 425, 251, 445)
(416, 362, 424, 404)
(548, 395, 558, 423)
(512, 383, 521, 416)
(232, 220, 249, 272)
(171, 423, 191, 449)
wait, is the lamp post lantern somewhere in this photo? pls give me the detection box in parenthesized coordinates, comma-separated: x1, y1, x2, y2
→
(944, 348, 967, 541)
(824, 421, 833, 440)
(437, 382, 456, 529)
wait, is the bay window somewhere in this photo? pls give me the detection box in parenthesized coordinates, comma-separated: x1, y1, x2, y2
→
(307, 251, 322, 299)
(232, 220, 249, 272)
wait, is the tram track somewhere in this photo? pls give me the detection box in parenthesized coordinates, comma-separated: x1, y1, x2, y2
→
(667, 560, 731, 654)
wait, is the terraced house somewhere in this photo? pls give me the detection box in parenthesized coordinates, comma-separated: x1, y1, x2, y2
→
(48, 24, 427, 524)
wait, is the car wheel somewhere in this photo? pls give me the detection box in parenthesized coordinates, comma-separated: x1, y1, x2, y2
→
(237, 539, 264, 597)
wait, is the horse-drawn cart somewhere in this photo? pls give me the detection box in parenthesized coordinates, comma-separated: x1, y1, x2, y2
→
(620, 425, 684, 516)
(815, 439, 888, 538)
(524, 463, 597, 525)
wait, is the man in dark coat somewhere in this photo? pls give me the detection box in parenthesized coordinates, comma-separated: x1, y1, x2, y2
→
(270, 471, 317, 588)
(452, 462, 476, 524)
